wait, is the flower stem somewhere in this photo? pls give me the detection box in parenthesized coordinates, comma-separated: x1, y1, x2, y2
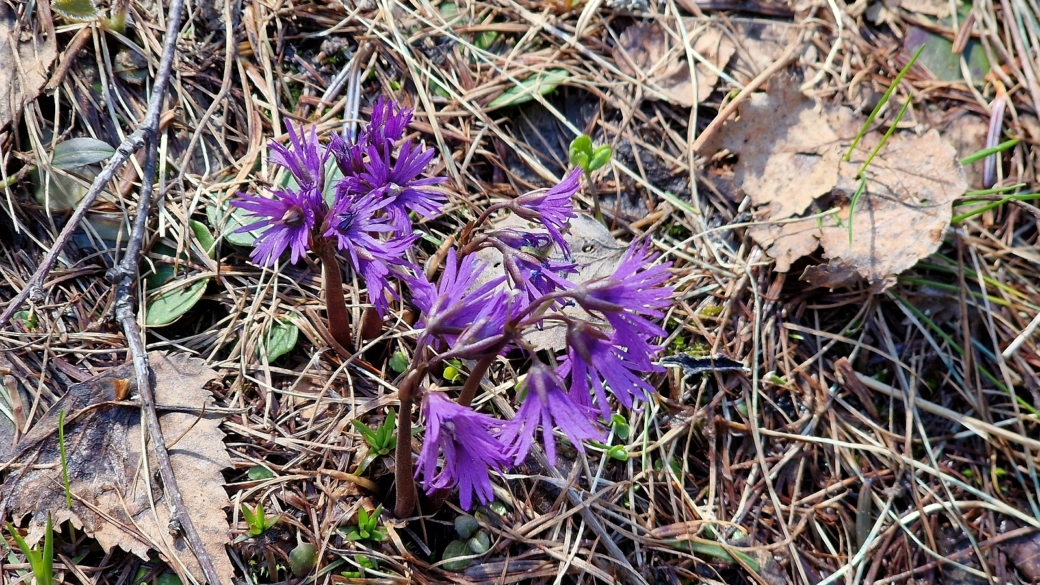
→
(585, 170, 602, 222)
(317, 245, 353, 350)
(457, 355, 496, 407)
(393, 368, 422, 518)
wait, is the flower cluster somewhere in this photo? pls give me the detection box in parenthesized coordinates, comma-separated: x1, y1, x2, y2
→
(231, 98, 443, 316)
(236, 98, 673, 514)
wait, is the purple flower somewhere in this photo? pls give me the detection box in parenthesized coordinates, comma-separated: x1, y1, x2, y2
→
(571, 242, 672, 345)
(269, 123, 329, 193)
(512, 168, 581, 255)
(357, 140, 446, 233)
(416, 393, 510, 510)
(231, 188, 323, 266)
(409, 249, 512, 356)
(365, 96, 412, 150)
(561, 323, 664, 417)
(499, 362, 603, 465)
(325, 192, 418, 316)
(505, 251, 575, 307)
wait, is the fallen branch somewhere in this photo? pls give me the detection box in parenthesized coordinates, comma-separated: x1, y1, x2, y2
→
(1, 0, 222, 581)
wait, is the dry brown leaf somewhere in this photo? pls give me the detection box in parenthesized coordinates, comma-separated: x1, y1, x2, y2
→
(716, 75, 967, 289)
(612, 21, 735, 107)
(0, 3, 56, 132)
(1004, 527, 1040, 581)
(721, 80, 840, 221)
(475, 214, 626, 351)
(0, 352, 233, 584)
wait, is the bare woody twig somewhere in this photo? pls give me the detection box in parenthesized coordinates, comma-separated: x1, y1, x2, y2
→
(100, 1, 224, 583)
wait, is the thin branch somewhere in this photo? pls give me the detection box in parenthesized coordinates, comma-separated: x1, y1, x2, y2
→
(93, 0, 222, 582)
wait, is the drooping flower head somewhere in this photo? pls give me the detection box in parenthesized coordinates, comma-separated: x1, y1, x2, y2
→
(269, 122, 330, 193)
(561, 321, 664, 417)
(409, 249, 512, 357)
(571, 242, 672, 348)
(231, 187, 322, 267)
(499, 361, 603, 465)
(416, 393, 510, 510)
(511, 168, 581, 255)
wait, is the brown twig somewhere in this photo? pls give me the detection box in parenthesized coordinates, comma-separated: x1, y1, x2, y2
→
(101, 0, 222, 583)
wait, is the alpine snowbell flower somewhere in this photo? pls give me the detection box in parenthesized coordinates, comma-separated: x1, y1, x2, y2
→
(415, 393, 510, 510)
(561, 322, 664, 417)
(511, 168, 581, 255)
(268, 122, 330, 193)
(231, 188, 321, 267)
(499, 362, 603, 465)
(409, 249, 511, 356)
(571, 242, 672, 352)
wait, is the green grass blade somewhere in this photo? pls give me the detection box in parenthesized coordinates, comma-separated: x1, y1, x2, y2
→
(855, 94, 912, 179)
(59, 410, 72, 509)
(960, 138, 1020, 165)
(845, 45, 924, 161)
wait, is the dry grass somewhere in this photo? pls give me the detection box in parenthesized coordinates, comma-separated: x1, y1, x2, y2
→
(1, 0, 1039, 583)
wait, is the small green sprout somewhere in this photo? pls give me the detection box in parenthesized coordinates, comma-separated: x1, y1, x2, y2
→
(568, 134, 613, 220)
(443, 359, 465, 383)
(389, 351, 409, 373)
(610, 413, 630, 441)
(342, 555, 378, 578)
(241, 502, 280, 537)
(344, 505, 388, 543)
(6, 515, 54, 585)
(568, 135, 612, 173)
(352, 411, 397, 474)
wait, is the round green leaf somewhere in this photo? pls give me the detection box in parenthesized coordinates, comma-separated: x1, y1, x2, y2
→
(50, 137, 114, 169)
(441, 540, 473, 571)
(189, 220, 217, 259)
(259, 319, 298, 361)
(52, 0, 99, 21)
(486, 69, 570, 110)
(145, 280, 208, 327)
(588, 145, 613, 171)
(288, 543, 318, 577)
(247, 465, 276, 481)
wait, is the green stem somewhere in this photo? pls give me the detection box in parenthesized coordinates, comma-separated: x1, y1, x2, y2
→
(317, 244, 353, 350)
(586, 170, 602, 222)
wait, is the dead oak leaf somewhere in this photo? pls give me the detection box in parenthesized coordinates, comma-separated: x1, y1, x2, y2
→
(0, 2, 56, 132)
(474, 213, 627, 351)
(717, 76, 966, 288)
(720, 79, 840, 221)
(613, 21, 735, 107)
(817, 128, 965, 289)
(0, 352, 234, 585)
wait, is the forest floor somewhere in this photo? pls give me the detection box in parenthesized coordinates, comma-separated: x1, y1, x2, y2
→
(2, 0, 1040, 583)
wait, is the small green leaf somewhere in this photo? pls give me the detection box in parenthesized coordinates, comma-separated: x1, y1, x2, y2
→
(607, 445, 628, 461)
(259, 319, 298, 361)
(467, 531, 490, 554)
(189, 220, 217, 259)
(210, 202, 263, 248)
(389, 351, 409, 373)
(14, 311, 37, 330)
(569, 134, 593, 163)
(588, 145, 613, 171)
(454, 514, 479, 539)
(441, 540, 473, 571)
(52, 0, 99, 22)
(145, 279, 208, 327)
(370, 527, 389, 542)
(288, 543, 318, 577)
(247, 466, 276, 481)
(344, 527, 363, 541)
(475, 31, 498, 50)
(486, 69, 570, 110)
(443, 365, 462, 383)
(352, 420, 380, 444)
(50, 137, 114, 169)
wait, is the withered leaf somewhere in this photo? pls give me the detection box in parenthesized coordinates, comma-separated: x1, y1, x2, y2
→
(0, 2, 56, 132)
(0, 352, 233, 584)
(715, 75, 967, 289)
(475, 213, 627, 351)
(613, 21, 735, 107)
(1005, 528, 1040, 582)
